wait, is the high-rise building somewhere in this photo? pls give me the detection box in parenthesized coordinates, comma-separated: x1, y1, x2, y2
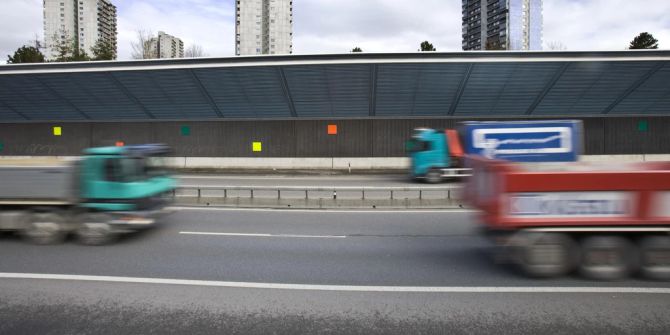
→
(462, 0, 542, 51)
(235, 0, 293, 56)
(43, 0, 118, 59)
(146, 31, 184, 59)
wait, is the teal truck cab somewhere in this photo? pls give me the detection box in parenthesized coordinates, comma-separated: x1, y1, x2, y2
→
(0, 144, 176, 245)
(408, 120, 583, 183)
(407, 128, 468, 183)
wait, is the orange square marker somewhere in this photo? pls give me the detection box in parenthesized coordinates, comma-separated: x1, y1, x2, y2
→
(115, 141, 125, 147)
(327, 124, 337, 135)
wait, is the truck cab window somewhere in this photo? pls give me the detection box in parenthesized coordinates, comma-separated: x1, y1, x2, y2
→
(104, 158, 121, 182)
(406, 140, 430, 152)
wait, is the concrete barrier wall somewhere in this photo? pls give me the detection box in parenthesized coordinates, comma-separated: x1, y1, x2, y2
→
(0, 117, 668, 157)
(2, 155, 669, 170)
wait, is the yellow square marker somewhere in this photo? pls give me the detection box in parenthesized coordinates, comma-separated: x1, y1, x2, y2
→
(252, 142, 262, 152)
(53, 126, 62, 136)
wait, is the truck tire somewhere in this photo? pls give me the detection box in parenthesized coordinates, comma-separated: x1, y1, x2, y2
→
(579, 236, 637, 281)
(517, 233, 578, 278)
(76, 213, 115, 246)
(425, 169, 442, 184)
(638, 235, 670, 281)
(22, 213, 66, 245)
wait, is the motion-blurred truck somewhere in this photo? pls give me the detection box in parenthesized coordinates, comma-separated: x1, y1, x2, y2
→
(465, 155, 670, 281)
(0, 144, 176, 245)
(408, 120, 582, 182)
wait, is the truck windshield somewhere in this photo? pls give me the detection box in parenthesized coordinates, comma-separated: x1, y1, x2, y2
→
(406, 139, 429, 153)
(106, 157, 165, 182)
(118, 157, 147, 182)
(145, 156, 168, 177)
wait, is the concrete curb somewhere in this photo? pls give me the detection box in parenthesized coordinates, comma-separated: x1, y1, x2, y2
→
(2, 155, 669, 171)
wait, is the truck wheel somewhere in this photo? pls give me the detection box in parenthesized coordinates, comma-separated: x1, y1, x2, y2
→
(22, 213, 66, 245)
(638, 236, 670, 281)
(425, 169, 442, 184)
(518, 233, 577, 278)
(76, 214, 115, 246)
(579, 236, 637, 280)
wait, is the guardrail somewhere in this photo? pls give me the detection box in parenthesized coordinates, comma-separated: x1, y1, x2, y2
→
(173, 185, 461, 201)
(170, 184, 464, 209)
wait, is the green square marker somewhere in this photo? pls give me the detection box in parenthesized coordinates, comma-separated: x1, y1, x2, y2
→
(181, 125, 191, 136)
(637, 120, 648, 132)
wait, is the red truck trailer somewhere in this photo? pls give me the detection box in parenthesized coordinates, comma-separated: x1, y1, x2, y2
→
(464, 156, 670, 280)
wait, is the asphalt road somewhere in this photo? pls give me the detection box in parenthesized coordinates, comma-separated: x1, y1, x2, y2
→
(0, 208, 669, 334)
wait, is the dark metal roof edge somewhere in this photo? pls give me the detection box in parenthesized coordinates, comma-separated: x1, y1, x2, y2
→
(1, 50, 669, 73)
(0, 114, 664, 124)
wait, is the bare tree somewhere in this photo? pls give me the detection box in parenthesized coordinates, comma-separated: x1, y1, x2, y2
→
(51, 29, 73, 61)
(184, 44, 208, 58)
(546, 41, 567, 51)
(131, 29, 155, 59)
(31, 33, 44, 51)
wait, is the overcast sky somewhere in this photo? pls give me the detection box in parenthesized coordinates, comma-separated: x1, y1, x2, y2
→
(1, 0, 669, 61)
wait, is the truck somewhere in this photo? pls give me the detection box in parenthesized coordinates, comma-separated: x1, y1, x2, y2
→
(408, 120, 582, 183)
(0, 144, 177, 245)
(464, 155, 670, 280)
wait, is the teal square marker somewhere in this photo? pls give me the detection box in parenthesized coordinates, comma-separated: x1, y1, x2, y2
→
(181, 125, 191, 136)
(0, 142, 3, 152)
(637, 120, 648, 132)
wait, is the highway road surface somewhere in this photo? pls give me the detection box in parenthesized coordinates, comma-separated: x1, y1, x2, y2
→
(0, 208, 669, 334)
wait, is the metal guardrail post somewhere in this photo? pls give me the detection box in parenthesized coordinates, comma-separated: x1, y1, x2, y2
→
(390, 190, 394, 200)
(197, 188, 201, 199)
(224, 189, 227, 198)
(305, 190, 308, 200)
(362, 189, 365, 200)
(278, 190, 281, 199)
(251, 189, 254, 199)
(419, 190, 422, 200)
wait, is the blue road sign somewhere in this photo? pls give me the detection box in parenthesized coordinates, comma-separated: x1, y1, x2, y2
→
(461, 120, 582, 162)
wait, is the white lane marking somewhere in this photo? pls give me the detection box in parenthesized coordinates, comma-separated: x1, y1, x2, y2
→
(176, 185, 454, 190)
(179, 231, 347, 239)
(179, 175, 400, 180)
(0, 273, 668, 294)
(167, 206, 474, 214)
(0, 165, 65, 168)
